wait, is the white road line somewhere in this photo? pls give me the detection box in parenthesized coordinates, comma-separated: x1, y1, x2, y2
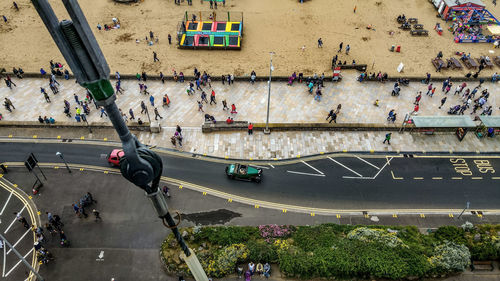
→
(286, 171, 326, 177)
(250, 165, 269, 170)
(24, 272, 34, 281)
(2, 240, 5, 277)
(0, 192, 13, 216)
(4, 206, 26, 234)
(7, 229, 31, 255)
(4, 248, 33, 277)
(342, 176, 376, 179)
(372, 157, 393, 179)
(328, 157, 363, 177)
(268, 164, 275, 168)
(301, 161, 324, 175)
(355, 156, 380, 170)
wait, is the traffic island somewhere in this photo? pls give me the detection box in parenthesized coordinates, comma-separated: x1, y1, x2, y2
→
(161, 224, 500, 280)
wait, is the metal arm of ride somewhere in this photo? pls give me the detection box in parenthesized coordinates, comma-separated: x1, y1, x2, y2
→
(31, 1, 208, 280)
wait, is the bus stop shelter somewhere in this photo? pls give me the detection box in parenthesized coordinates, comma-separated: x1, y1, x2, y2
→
(410, 116, 477, 141)
(476, 116, 500, 138)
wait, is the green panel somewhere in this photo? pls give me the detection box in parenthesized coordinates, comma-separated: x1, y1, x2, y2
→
(225, 35, 229, 46)
(210, 35, 214, 46)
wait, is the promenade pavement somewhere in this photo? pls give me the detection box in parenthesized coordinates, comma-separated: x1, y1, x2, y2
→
(0, 73, 498, 126)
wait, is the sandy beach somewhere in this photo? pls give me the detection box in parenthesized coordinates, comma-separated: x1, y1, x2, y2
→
(1, 0, 500, 78)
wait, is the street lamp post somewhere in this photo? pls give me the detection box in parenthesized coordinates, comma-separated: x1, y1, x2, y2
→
(263, 52, 275, 134)
(457, 201, 470, 220)
(32, 1, 208, 280)
(56, 151, 71, 173)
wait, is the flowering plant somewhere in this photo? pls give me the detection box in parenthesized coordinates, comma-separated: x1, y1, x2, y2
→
(259, 224, 295, 243)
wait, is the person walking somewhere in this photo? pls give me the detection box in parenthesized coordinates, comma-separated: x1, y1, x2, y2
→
(197, 101, 204, 112)
(92, 209, 102, 222)
(429, 87, 436, 97)
(414, 92, 422, 105)
(426, 84, 433, 95)
(210, 90, 217, 105)
(442, 79, 449, 92)
(6, 75, 16, 87)
(317, 38, 323, 48)
(162, 94, 170, 107)
(129, 108, 135, 120)
(248, 123, 254, 135)
(100, 107, 108, 117)
(15, 213, 30, 229)
(230, 74, 235, 84)
(338, 42, 343, 53)
(4, 98, 15, 109)
(411, 104, 420, 115)
(222, 99, 228, 110)
(149, 95, 155, 106)
(345, 44, 350, 55)
(439, 96, 447, 109)
(43, 91, 51, 103)
(74, 93, 79, 104)
(141, 101, 147, 114)
(115, 81, 124, 94)
(201, 91, 208, 103)
(154, 107, 163, 120)
(168, 34, 172, 45)
(383, 133, 392, 145)
(176, 125, 182, 136)
(153, 51, 159, 62)
(231, 104, 237, 114)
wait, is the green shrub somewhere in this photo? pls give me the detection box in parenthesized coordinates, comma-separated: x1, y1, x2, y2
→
(246, 240, 278, 263)
(194, 226, 259, 246)
(434, 226, 466, 244)
(201, 243, 249, 278)
(469, 241, 499, 261)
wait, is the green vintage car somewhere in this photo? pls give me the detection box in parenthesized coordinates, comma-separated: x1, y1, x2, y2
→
(225, 163, 262, 183)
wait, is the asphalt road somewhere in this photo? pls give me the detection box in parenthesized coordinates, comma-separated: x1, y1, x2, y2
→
(1, 141, 500, 210)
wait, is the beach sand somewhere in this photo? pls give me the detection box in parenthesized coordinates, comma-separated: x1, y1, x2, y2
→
(1, 0, 500, 78)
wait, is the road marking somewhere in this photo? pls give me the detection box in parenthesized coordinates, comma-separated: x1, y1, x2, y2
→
(413, 177, 424, 180)
(391, 171, 403, 180)
(268, 164, 275, 168)
(286, 171, 326, 177)
(286, 161, 325, 177)
(96, 250, 104, 261)
(301, 161, 323, 174)
(471, 177, 483, 180)
(449, 213, 454, 218)
(227, 198, 232, 202)
(0, 193, 13, 215)
(4, 248, 34, 277)
(392, 214, 397, 218)
(282, 209, 287, 213)
(342, 176, 374, 179)
(355, 156, 380, 170)
(2, 241, 6, 277)
(492, 177, 500, 180)
(432, 177, 443, 180)
(4, 206, 26, 234)
(311, 212, 315, 216)
(420, 214, 425, 218)
(328, 157, 362, 177)
(371, 157, 393, 179)
(250, 165, 269, 170)
(452, 177, 463, 180)
(7, 229, 31, 255)
(336, 214, 341, 218)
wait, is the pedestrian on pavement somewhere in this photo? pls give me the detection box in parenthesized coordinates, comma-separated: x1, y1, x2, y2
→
(2, 15, 7, 23)
(74, 93, 79, 104)
(153, 51, 159, 62)
(426, 84, 433, 95)
(92, 209, 102, 222)
(4, 79, 12, 89)
(338, 42, 343, 53)
(4, 98, 15, 109)
(230, 74, 235, 84)
(6, 75, 16, 87)
(154, 107, 163, 120)
(149, 95, 155, 106)
(425, 72, 431, 84)
(149, 30, 154, 41)
(168, 34, 172, 44)
(231, 104, 237, 114)
(430, 87, 436, 97)
(100, 107, 107, 117)
(176, 125, 182, 136)
(13, 2, 19, 11)
(445, 83, 452, 94)
(414, 92, 422, 105)
(442, 78, 449, 92)
(411, 104, 420, 115)
(345, 44, 350, 55)
(115, 81, 124, 94)
(129, 108, 135, 120)
(140, 101, 147, 114)
(43, 91, 51, 103)
(210, 90, 216, 105)
(142, 72, 147, 82)
(160, 72, 165, 84)
(328, 111, 337, 123)
(383, 133, 392, 145)
(227, 74, 231, 85)
(222, 99, 228, 110)
(221, 75, 225, 85)
(248, 123, 254, 135)
(200, 91, 208, 103)
(439, 97, 447, 109)
(162, 94, 170, 107)
(197, 101, 204, 112)
(317, 38, 323, 48)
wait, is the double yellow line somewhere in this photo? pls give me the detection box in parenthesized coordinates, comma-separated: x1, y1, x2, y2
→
(0, 175, 40, 281)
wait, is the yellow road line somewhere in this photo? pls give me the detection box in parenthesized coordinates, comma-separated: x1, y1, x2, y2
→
(391, 171, 403, 180)
(471, 177, 483, 180)
(432, 177, 443, 180)
(452, 177, 463, 180)
(413, 177, 424, 180)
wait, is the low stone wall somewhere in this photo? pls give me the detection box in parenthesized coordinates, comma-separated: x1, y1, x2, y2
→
(0, 121, 150, 131)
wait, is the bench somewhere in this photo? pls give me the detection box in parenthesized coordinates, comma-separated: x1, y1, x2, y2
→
(471, 261, 494, 271)
(494, 56, 500, 67)
(479, 56, 494, 69)
(408, 18, 418, 24)
(432, 58, 448, 71)
(463, 57, 479, 69)
(413, 24, 424, 29)
(447, 58, 463, 70)
(410, 29, 428, 36)
(399, 24, 411, 30)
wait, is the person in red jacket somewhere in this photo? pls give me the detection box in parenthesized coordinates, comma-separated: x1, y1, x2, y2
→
(248, 123, 253, 135)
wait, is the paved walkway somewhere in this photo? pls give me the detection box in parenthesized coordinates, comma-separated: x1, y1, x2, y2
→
(0, 74, 498, 126)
